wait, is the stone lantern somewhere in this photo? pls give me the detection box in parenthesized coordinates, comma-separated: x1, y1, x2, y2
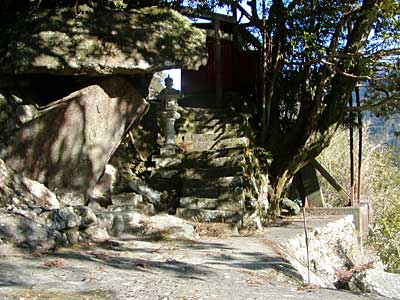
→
(156, 76, 184, 158)
(157, 76, 183, 148)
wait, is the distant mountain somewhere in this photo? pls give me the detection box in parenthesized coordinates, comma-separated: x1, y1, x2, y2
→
(364, 112, 400, 149)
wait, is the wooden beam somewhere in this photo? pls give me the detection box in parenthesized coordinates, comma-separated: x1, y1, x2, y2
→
(179, 7, 235, 23)
(311, 159, 351, 204)
(237, 25, 261, 49)
(236, 3, 262, 30)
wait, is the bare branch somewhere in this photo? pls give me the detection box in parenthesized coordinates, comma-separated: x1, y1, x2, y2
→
(320, 59, 396, 81)
(364, 48, 400, 60)
(285, 48, 400, 66)
(346, 94, 400, 112)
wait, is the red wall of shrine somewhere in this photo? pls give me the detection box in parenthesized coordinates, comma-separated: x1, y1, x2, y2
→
(181, 37, 258, 94)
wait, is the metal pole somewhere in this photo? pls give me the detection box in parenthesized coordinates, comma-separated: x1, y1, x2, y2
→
(302, 207, 311, 284)
(355, 86, 362, 205)
(349, 96, 354, 206)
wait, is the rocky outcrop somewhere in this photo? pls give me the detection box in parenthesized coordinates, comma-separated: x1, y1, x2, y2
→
(349, 264, 400, 299)
(0, 91, 39, 150)
(0, 158, 60, 210)
(2, 77, 149, 201)
(1, 7, 207, 76)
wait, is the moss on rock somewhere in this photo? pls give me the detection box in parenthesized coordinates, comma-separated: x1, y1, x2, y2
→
(1, 7, 207, 75)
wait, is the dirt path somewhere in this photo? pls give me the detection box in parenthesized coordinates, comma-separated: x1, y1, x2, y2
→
(0, 233, 390, 300)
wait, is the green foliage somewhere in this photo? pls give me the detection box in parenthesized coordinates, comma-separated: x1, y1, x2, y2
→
(369, 201, 400, 273)
(317, 125, 400, 273)
(148, 72, 167, 99)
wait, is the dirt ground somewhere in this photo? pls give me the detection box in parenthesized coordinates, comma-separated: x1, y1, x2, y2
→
(0, 225, 391, 300)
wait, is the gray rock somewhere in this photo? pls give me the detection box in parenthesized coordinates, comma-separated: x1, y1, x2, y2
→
(3, 77, 149, 201)
(349, 265, 400, 299)
(111, 192, 143, 207)
(0, 210, 56, 250)
(108, 202, 155, 216)
(80, 206, 98, 227)
(48, 206, 97, 231)
(141, 214, 199, 241)
(110, 215, 124, 237)
(49, 207, 81, 230)
(96, 212, 115, 230)
(2, 7, 207, 75)
(128, 179, 161, 204)
(0, 110, 8, 123)
(65, 227, 81, 245)
(55, 191, 86, 207)
(280, 197, 301, 215)
(95, 210, 142, 235)
(91, 164, 117, 205)
(15, 104, 38, 124)
(82, 226, 109, 241)
(0, 158, 60, 210)
(0, 92, 5, 104)
(6, 118, 17, 131)
(122, 211, 141, 230)
(8, 94, 24, 105)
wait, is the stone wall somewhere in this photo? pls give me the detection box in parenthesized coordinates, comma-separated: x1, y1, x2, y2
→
(272, 215, 367, 288)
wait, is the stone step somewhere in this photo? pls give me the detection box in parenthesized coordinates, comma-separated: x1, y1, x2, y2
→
(183, 120, 245, 132)
(180, 197, 243, 210)
(179, 121, 245, 136)
(181, 107, 243, 120)
(185, 147, 246, 160)
(192, 123, 245, 135)
(176, 208, 242, 223)
(177, 132, 241, 143)
(181, 137, 249, 152)
(182, 155, 246, 168)
(181, 166, 243, 180)
(182, 175, 244, 189)
(181, 185, 245, 199)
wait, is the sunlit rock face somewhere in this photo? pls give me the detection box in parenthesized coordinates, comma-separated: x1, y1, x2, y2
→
(1, 7, 208, 76)
(0, 158, 60, 210)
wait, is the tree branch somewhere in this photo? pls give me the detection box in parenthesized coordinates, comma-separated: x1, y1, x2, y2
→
(346, 94, 399, 112)
(320, 59, 393, 81)
(285, 48, 400, 66)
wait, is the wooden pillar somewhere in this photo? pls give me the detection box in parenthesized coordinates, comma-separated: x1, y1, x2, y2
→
(214, 19, 223, 108)
(232, 1, 238, 47)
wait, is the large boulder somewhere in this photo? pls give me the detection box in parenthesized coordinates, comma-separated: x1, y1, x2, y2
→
(2, 76, 149, 201)
(349, 264, 400, 299)
(1, 7, 207, 76)
(0, 158, 60, 210)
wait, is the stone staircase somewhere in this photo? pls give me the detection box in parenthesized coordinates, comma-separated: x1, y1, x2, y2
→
(174, 107, 258, 225)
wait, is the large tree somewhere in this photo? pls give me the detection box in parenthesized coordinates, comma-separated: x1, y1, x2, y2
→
(219, 0, 399, 213)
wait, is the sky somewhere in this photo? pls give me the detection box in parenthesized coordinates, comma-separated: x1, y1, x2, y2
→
(163, 68, 181, 90)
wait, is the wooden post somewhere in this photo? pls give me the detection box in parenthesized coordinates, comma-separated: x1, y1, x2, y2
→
(214, 19, 223, 108)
